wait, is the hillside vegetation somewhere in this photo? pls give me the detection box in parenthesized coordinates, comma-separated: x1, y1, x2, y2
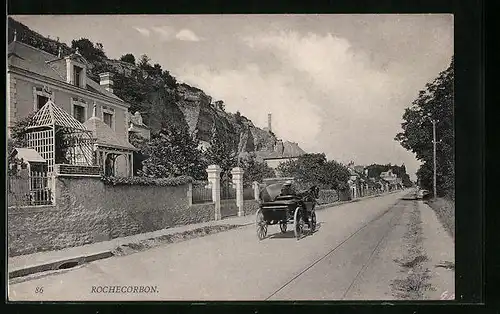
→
(7, 17, 286, 160)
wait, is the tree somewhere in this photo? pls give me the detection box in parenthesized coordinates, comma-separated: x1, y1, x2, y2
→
(128, 132, 148, 176)
(153, 63, 162, 76)
(277, 153, 350, 190)
(240, 153, 275, 187)
(95, 42, 104, 53)
(214, 100, 225, 111)
(138, 54, 151, 69)
(235, 111, 243, 125)
(204, 126, 237, 178)
(71, 38, 106, 62)
(8, 113, 37, 175)
(8, 138, 27, 176)
(10, 112, 36, 148)
(120, 53, 136, 64)
(395, 57, 454, 197)
(139, 126, 207, 180)
(320, 160, 350, 190)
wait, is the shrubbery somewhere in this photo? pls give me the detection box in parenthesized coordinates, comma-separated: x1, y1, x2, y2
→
(100, 175, 193, 186)
(317, 189, 339, 204)
(277, 153, 350, 191)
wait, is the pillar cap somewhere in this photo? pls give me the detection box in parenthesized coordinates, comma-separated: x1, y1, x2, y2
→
(231, 167, 244, 174)
(206, 164, 222, 173)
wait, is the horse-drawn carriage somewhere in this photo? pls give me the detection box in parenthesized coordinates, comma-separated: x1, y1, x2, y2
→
(256, 178, 319, 240)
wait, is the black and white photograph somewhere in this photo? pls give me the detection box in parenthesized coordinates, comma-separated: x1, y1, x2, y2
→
(7, 14, 455, 301)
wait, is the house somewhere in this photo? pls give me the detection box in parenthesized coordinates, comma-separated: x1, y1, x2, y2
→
(347, 163, 372, 198)
(126, 111, 151, 140)
(7, 36, 140, 176)
(260, 140, 306, 174)
(380, 169, 402, 191)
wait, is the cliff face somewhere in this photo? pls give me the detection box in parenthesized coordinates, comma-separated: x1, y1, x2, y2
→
(8, 17, 305, 159)
(174, 83, 280, 158)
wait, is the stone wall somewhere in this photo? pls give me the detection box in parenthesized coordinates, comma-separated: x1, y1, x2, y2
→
(8, 176, 214, 257)
(243, 200, 260, 216)
(56, 164, 101, 175)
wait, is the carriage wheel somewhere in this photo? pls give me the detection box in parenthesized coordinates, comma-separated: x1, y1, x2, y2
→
(280, 221, 287, 233)
(310, 211, 317, 232)
(256, 209, 268, 240)
(293, 207, 304, 239)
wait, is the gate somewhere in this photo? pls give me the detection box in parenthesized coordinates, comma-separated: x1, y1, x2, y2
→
(221, 180, 236, 200)
(220, 180, 237, 218)
(8, 171, 53, 207)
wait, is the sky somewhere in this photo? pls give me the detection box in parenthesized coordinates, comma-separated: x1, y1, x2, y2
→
(11, 14, 454, 180)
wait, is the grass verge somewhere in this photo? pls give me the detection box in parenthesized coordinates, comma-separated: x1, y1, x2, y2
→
(390, 201, 435, 299)
(425, 197, 455, 240)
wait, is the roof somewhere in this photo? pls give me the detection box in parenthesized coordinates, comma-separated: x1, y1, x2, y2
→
(282, 141, 306, 157)
(348, 167, 359, 176)
(256, 140, 306, 160)
(8, 40, 125, 103)
(12, 148, 46, 163)
(83, 116, 138, 151)
(263, 154, 300, 161)
(28, 100, 90, 131)
(127, 111, 150, 129)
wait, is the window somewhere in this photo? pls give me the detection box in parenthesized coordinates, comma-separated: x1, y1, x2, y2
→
(71, 97, 88, 123)
(103, 112, 113, 128)
(74, 66, 83, 87)
(102, 106, 115, 129)
(36, 95, 49, 110)
(33, 86, 53, 111)
(73, 105, 86, 123)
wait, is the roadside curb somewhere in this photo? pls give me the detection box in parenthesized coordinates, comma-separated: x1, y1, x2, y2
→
(9, 251, 113, 279)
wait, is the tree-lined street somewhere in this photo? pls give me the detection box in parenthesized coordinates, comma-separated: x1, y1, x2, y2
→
(9, 190, 454, 301)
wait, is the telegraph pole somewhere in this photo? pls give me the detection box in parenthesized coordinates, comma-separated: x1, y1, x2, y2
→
(432, 119, 437, 199)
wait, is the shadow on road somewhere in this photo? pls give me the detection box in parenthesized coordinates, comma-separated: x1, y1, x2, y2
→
(267, 231, 296, 239)
(266, 222, 323, 240)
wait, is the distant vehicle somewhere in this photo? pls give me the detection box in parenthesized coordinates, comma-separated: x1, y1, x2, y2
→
(256, 178, 318, 240)
(417, 189, 431, 199)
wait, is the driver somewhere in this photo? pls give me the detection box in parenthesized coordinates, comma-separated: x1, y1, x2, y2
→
(280, 181, 294, 196)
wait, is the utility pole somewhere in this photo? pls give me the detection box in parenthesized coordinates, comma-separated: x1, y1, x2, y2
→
(432, 119, 437, 199)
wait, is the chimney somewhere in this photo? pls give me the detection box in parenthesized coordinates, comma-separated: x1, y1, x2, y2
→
(99, 72, 114, 93)
(268, 113, 272, 132)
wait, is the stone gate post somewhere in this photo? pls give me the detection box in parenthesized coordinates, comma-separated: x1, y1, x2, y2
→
(206, 165, 222, 220)
(231, 167, 245, 217)
(252, 181, 260, 201)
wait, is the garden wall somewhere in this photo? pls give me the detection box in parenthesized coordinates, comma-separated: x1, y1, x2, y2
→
(8, 176, 213, 257)
(243, 200, 260, 216)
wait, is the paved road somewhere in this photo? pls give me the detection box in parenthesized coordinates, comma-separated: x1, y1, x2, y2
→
(9, 190, 414, 301)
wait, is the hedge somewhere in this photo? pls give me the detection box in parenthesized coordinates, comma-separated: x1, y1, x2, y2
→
(317, 189, 339, 205)
(101, 175, 193, 186)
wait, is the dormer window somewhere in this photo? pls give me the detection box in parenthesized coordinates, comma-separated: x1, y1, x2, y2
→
(74, 66, 83, 87)
(65, 55, 87, 88)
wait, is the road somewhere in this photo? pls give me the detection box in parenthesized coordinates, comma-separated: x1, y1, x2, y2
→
(9, 190, 448, 301)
